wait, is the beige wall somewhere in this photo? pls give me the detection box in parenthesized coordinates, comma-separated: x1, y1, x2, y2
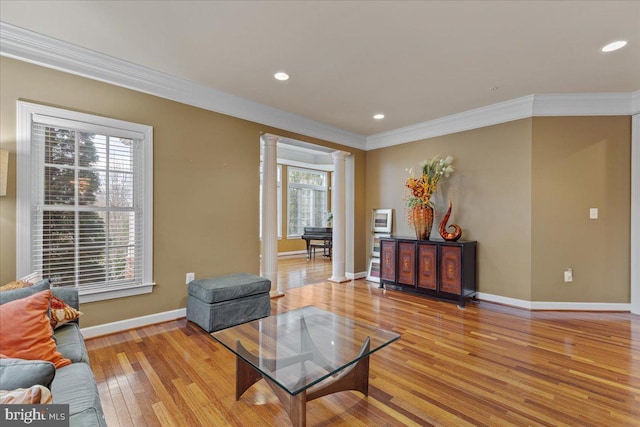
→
(0, 57, 366, 326)
(531, 116, 631, 302)
(365, 116, 632, 303)
(1, 56, 631, 324)
(366, 120, 534, 300)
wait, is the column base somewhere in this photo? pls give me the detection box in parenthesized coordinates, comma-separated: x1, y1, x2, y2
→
(328, 276, 351, 283)
(270, 290, 285, 299)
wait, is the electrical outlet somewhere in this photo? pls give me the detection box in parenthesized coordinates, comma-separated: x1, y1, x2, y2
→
(186, 272, 195, 284)
(564, 268, 573, 283)
(589, 208, 598, 219)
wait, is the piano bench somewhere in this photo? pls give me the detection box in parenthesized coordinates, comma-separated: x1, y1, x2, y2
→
(310, 243, 331, 259)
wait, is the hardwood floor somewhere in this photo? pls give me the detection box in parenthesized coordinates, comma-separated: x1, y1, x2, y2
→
(86, 264, 640, 426)
(274, 255, 333, 290)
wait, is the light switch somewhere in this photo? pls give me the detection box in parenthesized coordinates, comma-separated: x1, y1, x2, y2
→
(589, 208, 598, 219)
(564, 268, 573, 283)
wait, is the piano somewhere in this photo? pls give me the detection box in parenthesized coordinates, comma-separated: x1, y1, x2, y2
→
(301, 227, 332, 259)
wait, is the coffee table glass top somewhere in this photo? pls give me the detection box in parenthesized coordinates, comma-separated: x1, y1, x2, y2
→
(211, 306, 400, 395)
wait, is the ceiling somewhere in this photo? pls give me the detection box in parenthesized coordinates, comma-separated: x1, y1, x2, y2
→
(1, 1, 639, 137)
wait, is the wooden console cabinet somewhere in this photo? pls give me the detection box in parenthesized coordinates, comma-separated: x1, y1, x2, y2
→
(379, 237, 477, 306)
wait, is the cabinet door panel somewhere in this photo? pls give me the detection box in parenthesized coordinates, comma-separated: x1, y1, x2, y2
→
(380, 240, 396, 282)
(398, 242, 416, 286)
(417, 244, 437, 290)
(440, 246, 462, 294)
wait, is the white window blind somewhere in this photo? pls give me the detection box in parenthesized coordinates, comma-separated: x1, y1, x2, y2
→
(17, 102, 153, 302)
(287, 167, 327, 237)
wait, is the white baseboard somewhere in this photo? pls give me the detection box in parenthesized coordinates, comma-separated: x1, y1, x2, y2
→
(476, 292, 631, 311)
(278, 250, 307, 257)
(80, 308, 186, 339)
(346, 271, 367, 280)
(80, 290, 631, 339)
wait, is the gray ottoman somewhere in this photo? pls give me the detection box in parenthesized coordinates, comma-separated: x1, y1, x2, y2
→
(186, 273, 271, 332)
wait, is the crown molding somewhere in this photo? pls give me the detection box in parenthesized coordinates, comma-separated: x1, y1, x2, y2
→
(0, 22, 366, 150)
(632, 90, 640, 115)
(532, 93, 634, 116)
(366, 96, 535, 150)
(366, 92, 639, 150)
(2, 22, 637, 153)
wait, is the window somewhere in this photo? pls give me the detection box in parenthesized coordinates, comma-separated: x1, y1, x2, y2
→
(287, 167, 327, 237)
(17, 102, 153, 302)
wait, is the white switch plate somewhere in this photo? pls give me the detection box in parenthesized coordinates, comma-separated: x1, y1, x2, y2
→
(564, 269, 573, 283)
(589, 208, 598, 219)
(186, 272, 195, 284)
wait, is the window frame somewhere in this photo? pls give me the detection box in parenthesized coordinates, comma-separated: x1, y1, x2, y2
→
(16, 101, 154, 303)
(286, 166, 328, 238)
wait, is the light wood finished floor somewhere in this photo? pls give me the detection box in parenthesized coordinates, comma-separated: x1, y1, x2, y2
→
(275, 255, 333, 290)
(86, 264, 640, 426)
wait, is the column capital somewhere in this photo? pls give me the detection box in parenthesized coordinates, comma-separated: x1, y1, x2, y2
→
(332, 150, 351, 160)
(261, 133, 280, 147)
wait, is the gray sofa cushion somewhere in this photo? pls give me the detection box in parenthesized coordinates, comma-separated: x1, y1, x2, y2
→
(0, 358, 56, 390)
(52, 363, 106, 427)
(54, 323, 90, 364)
(51, 287, 80, 311)
(188, 273, 271, 303)
(0, 279, 50, 305)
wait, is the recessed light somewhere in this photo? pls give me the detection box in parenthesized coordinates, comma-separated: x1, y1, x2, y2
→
(601, 40, 627, 52)
(274, 72, 290, 81)
(373, 113, 385, 120)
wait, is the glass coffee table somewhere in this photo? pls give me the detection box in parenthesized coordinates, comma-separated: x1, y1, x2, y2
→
(211, 306, 400, 427)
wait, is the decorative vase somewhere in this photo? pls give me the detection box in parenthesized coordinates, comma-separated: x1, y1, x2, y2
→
(439, 200, 462, 241)
(411, 205, 434, 240)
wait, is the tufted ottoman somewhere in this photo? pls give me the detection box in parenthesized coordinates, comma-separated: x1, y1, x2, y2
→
(186, 273, 271, 332)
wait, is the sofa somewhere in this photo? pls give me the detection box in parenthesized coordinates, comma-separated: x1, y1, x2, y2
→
(0, 279, 106, 427)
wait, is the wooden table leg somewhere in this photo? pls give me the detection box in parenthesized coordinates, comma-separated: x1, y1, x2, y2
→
(235, 354, 262, 400)
(233, 337, 372, 427)
(263, 377, 307, 427)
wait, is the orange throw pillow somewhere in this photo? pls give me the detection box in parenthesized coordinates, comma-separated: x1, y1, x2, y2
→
(0, 290, 71, 369)
(49, 295, 83, 329)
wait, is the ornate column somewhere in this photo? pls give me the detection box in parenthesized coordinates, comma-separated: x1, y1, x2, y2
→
(329, 150, 350, 283)
(261, 133, 283, 297)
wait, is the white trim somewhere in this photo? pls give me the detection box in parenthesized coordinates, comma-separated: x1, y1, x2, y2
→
(277, 157, 334, 172)
(532, 93, 634, 116)
(632, 90, 640, 115)
(346, 271, 367, 280)
(79, 283, 155, 304)
(277, 250, 307, 257)
(631, 114, 640, 315)
(15, 102, 32, 273)
(4, 23, 638, 154)
(530, 301, 630, 311)
(366, 96, 534, 150)
(16, 101, 154, 302)
(80, 308, 185, 339)
(476, 292, 533, 309)
(78, 290, 631, 340)
(367, 93, 638, 150)
(477, 292, 631, 311)
(0, 22, 365, 150)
